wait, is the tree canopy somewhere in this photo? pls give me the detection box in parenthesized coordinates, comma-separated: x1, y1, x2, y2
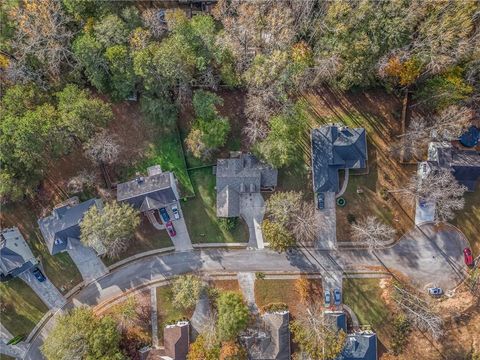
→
(216, 291, 249, 341)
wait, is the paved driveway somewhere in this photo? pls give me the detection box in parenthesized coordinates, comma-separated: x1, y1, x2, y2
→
(315, 192, 336, 249)
(164, 203, 192, 252)
(19, 269, 66, 310)
(67, 241, 108, 282)
(240, 193, 265, 248)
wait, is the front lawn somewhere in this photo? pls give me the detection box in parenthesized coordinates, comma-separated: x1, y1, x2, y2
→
(0, 277, 49, 337)
(183, 168, 248, 243)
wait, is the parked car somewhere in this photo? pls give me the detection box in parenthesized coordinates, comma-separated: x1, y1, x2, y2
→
(171, 204, 180, 220)
(166, 221, 176, 237)
(317, 193, 325, 210)
(464, 248, 474, 267)
(159, 207, 170, 222)
(32, 268, 46, 282)
(333, 288, 341, 305)
(324, 290, 331, 306)
(427, 287, 443, 296)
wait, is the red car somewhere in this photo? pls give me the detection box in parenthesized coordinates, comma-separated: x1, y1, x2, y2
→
(166, 221, 176, 237)
(463, 248, 474, 267)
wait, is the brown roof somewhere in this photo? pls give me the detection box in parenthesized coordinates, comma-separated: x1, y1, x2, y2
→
(164, 321, 190, 360)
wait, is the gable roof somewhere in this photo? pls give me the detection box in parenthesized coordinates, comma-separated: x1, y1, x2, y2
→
(38, 199, 102, 255)
(324, 311, 347, 332)
(163, 321, 189, 360)
(339, 333, 377, 360)
(312, 125, 367, 194)
(0, 227, 36, 277)
(216, 153, 277, 217)
(117, 171, 179, 211)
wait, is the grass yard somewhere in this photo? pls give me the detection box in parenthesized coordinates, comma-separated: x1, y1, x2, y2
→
(183, 168, 248, 243)
(156, 285, 194, 343)
(254, 278, 322, 317)
(0, 278, 49, 336)
(210, 279, 240, 292)
(452, 186, 480, 254)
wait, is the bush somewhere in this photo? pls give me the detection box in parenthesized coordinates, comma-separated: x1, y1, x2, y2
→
(391, 314, 411, 355)
(255, 272, 266, 280)
(171, 275, 204, 310)
(218, 217, 238, 231)
(261, 302, 288, 313)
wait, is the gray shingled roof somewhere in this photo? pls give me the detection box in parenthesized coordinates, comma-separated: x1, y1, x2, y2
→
(0, 227, 36, 277)
(117, 172, 178, 211)
(312, 125, 367, 194)
(324, 311, 347, 332)
(339, 333, 377, 360)
(38, 199, 102, 255)
(216, 153, 278, 217)
(164, 321, 189, 360)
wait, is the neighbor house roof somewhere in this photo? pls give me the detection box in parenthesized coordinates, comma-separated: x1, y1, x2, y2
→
(339, 332, 377, 360)
(38, 198, 103, 255)
(0, 227, 37, 277)
(216, 153, 278, 217)
(324, 310, 347, 332)
(427, 142, 480, 191)
(242, 311, 291, 360)
(117, 169, 179, 211)
(163, 321, 189, 360)
(311, 125, 367, 194)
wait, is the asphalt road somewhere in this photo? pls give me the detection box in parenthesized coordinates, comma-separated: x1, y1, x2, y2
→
(23, 222, 468, 360)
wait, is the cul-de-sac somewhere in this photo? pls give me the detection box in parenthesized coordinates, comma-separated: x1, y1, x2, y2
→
(1, 1, 479, 359)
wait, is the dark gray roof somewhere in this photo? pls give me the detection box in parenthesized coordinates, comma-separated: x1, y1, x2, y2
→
(216, 153, 278, 217)
(312, 125, 367, 194)
(324, 311, 347, 332)
(0, 227, 36, 277)
(242, 311, 290, 360)
(117, 172, 178, 210)
(38, 199, 102, 255)
(339, 333, 377, 360)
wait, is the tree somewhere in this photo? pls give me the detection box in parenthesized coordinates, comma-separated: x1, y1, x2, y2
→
(105, 45, 136, 101)
(140, 95, 178, 126)
(220, 341, 247, 360)
(351, 216, 396, 250)
(41, 307, 124, 360)
(111, 296, 138, 330)
(80, 202, 140, 258)
(83, 130, 120, 165)
(93, 14, 129, 48)
(193, 90, 223, 120)
(171, 275, 204, 310)
(217, 292, 249, 341)
(290, 303, 347, 360)
(188, 335, 221, 360)
(262, 220, 296, 253)
(401, 168, 466, 222)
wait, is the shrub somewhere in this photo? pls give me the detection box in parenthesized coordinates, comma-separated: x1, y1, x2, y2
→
(218, 217, 238, 231)
(391, 314, 411, 355)
(261, 302, 288, 313)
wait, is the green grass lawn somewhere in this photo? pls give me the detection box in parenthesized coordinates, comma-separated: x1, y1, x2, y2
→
(156, 285, 194, 343)
(126, 128, 194, 197)
(183, 168, 248, 243)
(342, 278, 393, 339)
(452, 187, 480, 254)
(0, 277, 49, 336)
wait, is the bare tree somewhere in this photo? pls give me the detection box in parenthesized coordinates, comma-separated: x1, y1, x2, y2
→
(429, 106, 474, 141)
(393, 284, 443, 340)
(243, 118, 268, 145)
(67, 171, 97, 194)
(403, 168, 466, 222)
(351, 216, 396, 250)
(394, 114, 429, 161)
(83, 130, 121, 166)
(141, 8, 168, 39)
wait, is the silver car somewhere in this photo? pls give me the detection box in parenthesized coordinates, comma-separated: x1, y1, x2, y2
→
(171, 204, 180, 220)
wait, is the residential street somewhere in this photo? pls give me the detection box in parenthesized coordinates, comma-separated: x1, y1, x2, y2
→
(23, 222, 468, 359)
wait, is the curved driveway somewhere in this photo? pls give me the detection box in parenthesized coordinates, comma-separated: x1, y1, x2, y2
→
(24, 222, 468, 359)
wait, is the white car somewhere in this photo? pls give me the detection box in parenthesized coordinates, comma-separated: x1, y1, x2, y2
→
(171, 204, 180, 220)
(427, 287, 443, 296)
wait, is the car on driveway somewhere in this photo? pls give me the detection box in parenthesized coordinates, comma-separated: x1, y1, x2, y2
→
(464, 248, 474, 267)
(317, 193, 325, 210)
(159, 208, 170, 222)
(324, 290, 331, 306)
(32, 268, 46, 282)
(427, 287, 443, 297)
(171, 204, 180, 220)
(166, 221, 176, 237)
(333, 288, 341, 305)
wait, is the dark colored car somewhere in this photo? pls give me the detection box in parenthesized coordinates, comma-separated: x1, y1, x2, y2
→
(333, 288, 341, 305)
(324, 290, 331, 306)
(159, 207, 170, 222)
(32, 268, 46, 282)
(317, 193, 325, 210)
(166, 221, 176, 237)
(464, 248, 474, 267)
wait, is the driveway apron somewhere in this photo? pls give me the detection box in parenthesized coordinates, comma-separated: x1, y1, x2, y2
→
(240, 193, 265, 249)
(67, 241, 108, 282)
(19, 270, 66, 310)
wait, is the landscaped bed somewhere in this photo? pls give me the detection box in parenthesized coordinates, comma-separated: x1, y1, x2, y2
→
(0, 277, 49, 337)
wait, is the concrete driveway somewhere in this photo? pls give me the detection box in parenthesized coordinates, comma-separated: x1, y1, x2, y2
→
(315, 192, 336, 250)
(163, 203, 192, 252)
(240, 193, 265, 249)
(19, 269, 66, 310)
(67, 241, 108, 283)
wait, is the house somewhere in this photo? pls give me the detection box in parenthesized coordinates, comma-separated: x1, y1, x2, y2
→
(311, 125, 368, 196)
(242, 310, 291, 360)
(163, 321, 190, 360)
(215, 153, 277, 217)
(324, 310, 348, 331)
(420, 142, 480, 191)
(0, 227, 37, 279)
(117, 165, 180, 213)
(38, 197, 104, 255)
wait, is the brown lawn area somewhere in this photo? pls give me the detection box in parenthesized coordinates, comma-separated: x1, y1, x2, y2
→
(254, 278, 322, 317)
(210, 278, 241, 293)
(451, 185, 480, 254)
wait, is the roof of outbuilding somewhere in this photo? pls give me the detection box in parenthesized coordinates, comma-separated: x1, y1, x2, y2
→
(340, 333, 377, 360)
